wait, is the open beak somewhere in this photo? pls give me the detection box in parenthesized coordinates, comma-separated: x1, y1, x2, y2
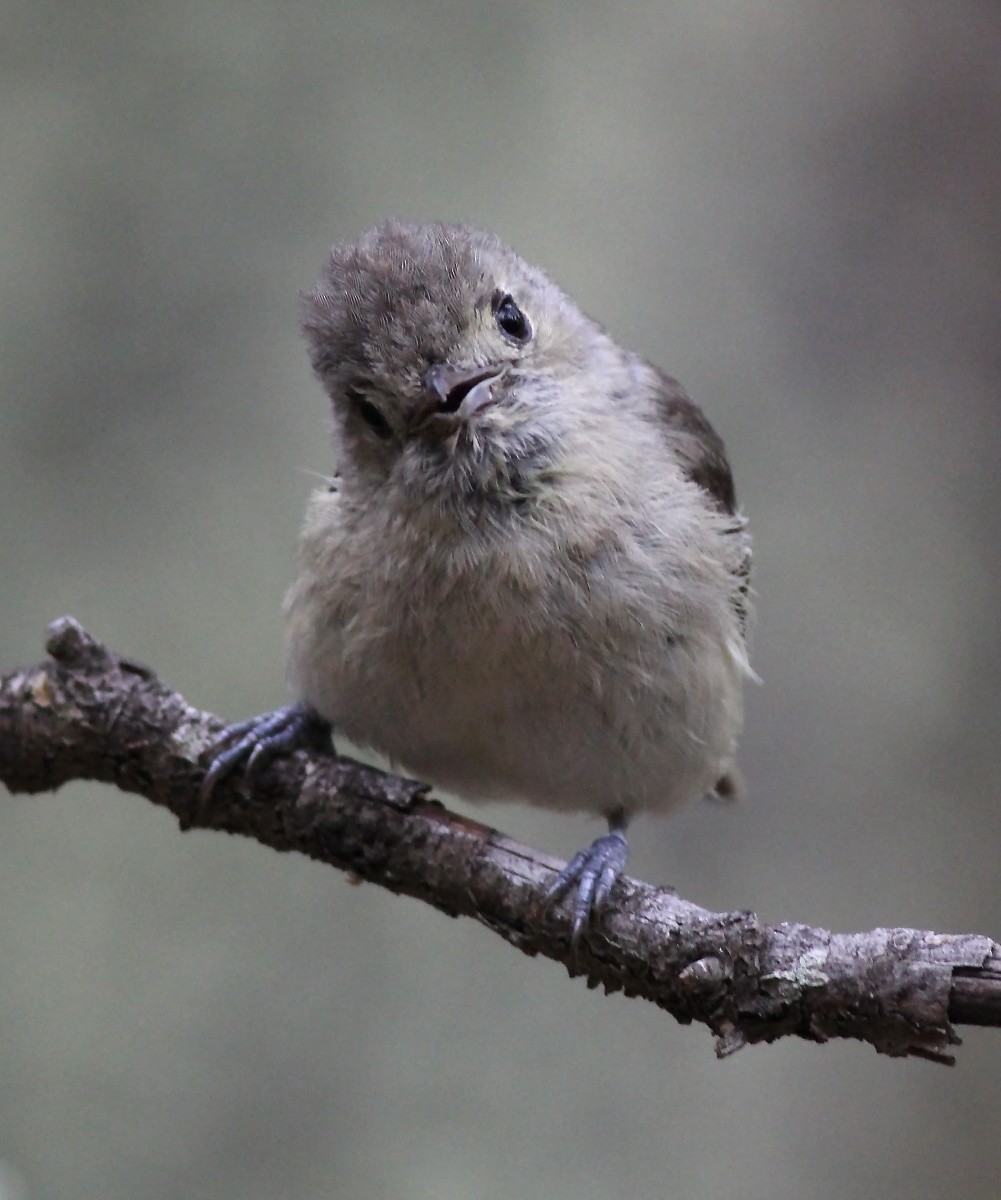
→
(416, 362, 503, 428)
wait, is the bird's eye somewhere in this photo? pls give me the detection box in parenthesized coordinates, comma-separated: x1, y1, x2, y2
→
(346, 388, 393, 441)
(492, 292, 532, 345)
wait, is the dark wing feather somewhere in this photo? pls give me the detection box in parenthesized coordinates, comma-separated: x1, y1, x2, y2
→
(652, 369, 737, 514)
(651, 369, 751, 635)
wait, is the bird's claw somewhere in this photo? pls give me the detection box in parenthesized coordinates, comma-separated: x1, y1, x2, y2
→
(200, 704, 331, 801)
(545, 830, 629, 952)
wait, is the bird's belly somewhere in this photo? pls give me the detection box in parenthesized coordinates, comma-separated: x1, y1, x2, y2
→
(313, 623, 742, 818)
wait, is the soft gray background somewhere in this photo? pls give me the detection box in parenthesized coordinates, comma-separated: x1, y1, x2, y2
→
(2, 3, 1000, 1198)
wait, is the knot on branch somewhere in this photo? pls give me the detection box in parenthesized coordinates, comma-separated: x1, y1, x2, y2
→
(46, 616, 110, 668)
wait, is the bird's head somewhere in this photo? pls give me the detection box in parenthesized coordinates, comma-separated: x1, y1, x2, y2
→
(301, 221, 623, 506)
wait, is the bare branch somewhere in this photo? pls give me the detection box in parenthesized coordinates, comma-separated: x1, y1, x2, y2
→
(1, 617, 998, 1064)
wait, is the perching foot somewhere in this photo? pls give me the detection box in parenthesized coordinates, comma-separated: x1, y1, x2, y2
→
(545, 829, 630, 951)
(200, 703, 332, 801)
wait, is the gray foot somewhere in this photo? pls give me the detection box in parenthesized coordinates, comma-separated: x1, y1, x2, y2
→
(545, 830, 629, 950)
(201, 704, 332, 801)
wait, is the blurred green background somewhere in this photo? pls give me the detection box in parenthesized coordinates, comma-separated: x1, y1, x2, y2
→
(3, 3, 1000, 1197)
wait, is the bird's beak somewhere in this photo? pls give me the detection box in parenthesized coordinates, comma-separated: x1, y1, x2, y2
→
(416, 362, 504, 428)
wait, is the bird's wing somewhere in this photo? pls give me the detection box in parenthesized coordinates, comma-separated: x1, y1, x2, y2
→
(651, 369, 737, 514)
(651, 369, 751, 635)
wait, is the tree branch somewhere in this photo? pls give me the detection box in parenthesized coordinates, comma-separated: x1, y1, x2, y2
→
(1, 617, 998, 1065)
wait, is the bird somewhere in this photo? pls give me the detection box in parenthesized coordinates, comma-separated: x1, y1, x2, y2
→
(203, 220, 753, 948)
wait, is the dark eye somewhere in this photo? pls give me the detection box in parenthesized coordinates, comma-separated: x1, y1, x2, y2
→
(493, 292, 532, 344)
(346, 387, 393, 441)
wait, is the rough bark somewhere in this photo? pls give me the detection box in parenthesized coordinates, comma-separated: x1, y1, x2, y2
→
(1, 617, 998, 1064)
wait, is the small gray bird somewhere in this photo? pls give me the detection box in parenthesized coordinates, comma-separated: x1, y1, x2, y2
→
(204, 220, 753, 946)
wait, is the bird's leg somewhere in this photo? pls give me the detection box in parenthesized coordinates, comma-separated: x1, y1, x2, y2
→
(200, 703, 333, 802)
(544, 808, 630, 951)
